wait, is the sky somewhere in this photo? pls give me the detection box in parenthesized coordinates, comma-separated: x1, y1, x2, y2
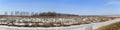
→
(0, 0, 120, 15)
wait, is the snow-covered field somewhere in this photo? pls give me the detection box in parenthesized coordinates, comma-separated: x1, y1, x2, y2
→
(0, 17, 119, 30)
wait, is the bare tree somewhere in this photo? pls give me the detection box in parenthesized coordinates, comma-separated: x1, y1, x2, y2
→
(23, 12, 28, 16)
(35, 12, 39, 16)
(26, 12, 29, 16)
(11, 12, 13, 16)
(24, 12, 28, 16)
(31, 12, 35, 15)
(5, 12, 7, 15)
(15, 11, 19, 16)
(20, 12, 24, 16)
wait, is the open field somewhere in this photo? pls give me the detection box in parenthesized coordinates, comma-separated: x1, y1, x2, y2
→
(95, 19, 120, 30)
(0, 16, 117, 27)
(0, 17, 119, 30)
(0, 15, 120, 30)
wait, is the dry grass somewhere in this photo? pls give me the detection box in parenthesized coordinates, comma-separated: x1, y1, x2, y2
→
(0, 16, 118, 27)
(96, 22, 120, 30)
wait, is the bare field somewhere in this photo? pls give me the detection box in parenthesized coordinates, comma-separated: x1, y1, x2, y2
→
(0, 16, 117, 27)
(96, 20, 120, 30)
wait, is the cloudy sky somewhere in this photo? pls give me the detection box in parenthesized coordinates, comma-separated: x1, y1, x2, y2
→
(0, 0, 120, 15)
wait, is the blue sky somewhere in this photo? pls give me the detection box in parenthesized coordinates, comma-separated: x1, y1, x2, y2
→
(0, 0, 120, 15)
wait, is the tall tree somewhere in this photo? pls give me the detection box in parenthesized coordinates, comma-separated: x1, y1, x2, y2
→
(11, 12, 13, 16)
(26, 12, 29, 16)
(5, 12, 7, 15)
(31, 12, 35, 15)
(15, 11, 19, 16)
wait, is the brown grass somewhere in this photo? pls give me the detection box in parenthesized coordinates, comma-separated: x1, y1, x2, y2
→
(96, 22, 120, 30)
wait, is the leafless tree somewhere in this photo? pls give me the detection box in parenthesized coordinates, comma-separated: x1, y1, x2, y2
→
(20, 12, 24, 16)
(35, 12, 39, 16)
(11, 12, 13, 16)
(5, 12, 7, 15)
(24, 12, 29, 16)
(15, 11, 19, 16)
(31, 12, 35, 15)
(19, 12, 27, 16)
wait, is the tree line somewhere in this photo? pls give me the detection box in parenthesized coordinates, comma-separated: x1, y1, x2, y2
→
(4, 11, 39, 16)
(4, 11, 78, 16)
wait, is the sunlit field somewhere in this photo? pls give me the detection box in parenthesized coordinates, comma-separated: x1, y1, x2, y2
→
(0, 12, 119, 30)
(96, 20, 120, 30)
(0, 16, 116, 27)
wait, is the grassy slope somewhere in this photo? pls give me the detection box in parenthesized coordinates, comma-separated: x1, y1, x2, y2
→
(96, 21, 120, 30)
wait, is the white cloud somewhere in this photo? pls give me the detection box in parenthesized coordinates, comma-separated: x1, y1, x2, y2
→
(107, 0, 120, 5)
(108, 1, 120, 5)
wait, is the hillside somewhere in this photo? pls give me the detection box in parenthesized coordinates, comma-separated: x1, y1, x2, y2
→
(96, 20, 120, 30)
